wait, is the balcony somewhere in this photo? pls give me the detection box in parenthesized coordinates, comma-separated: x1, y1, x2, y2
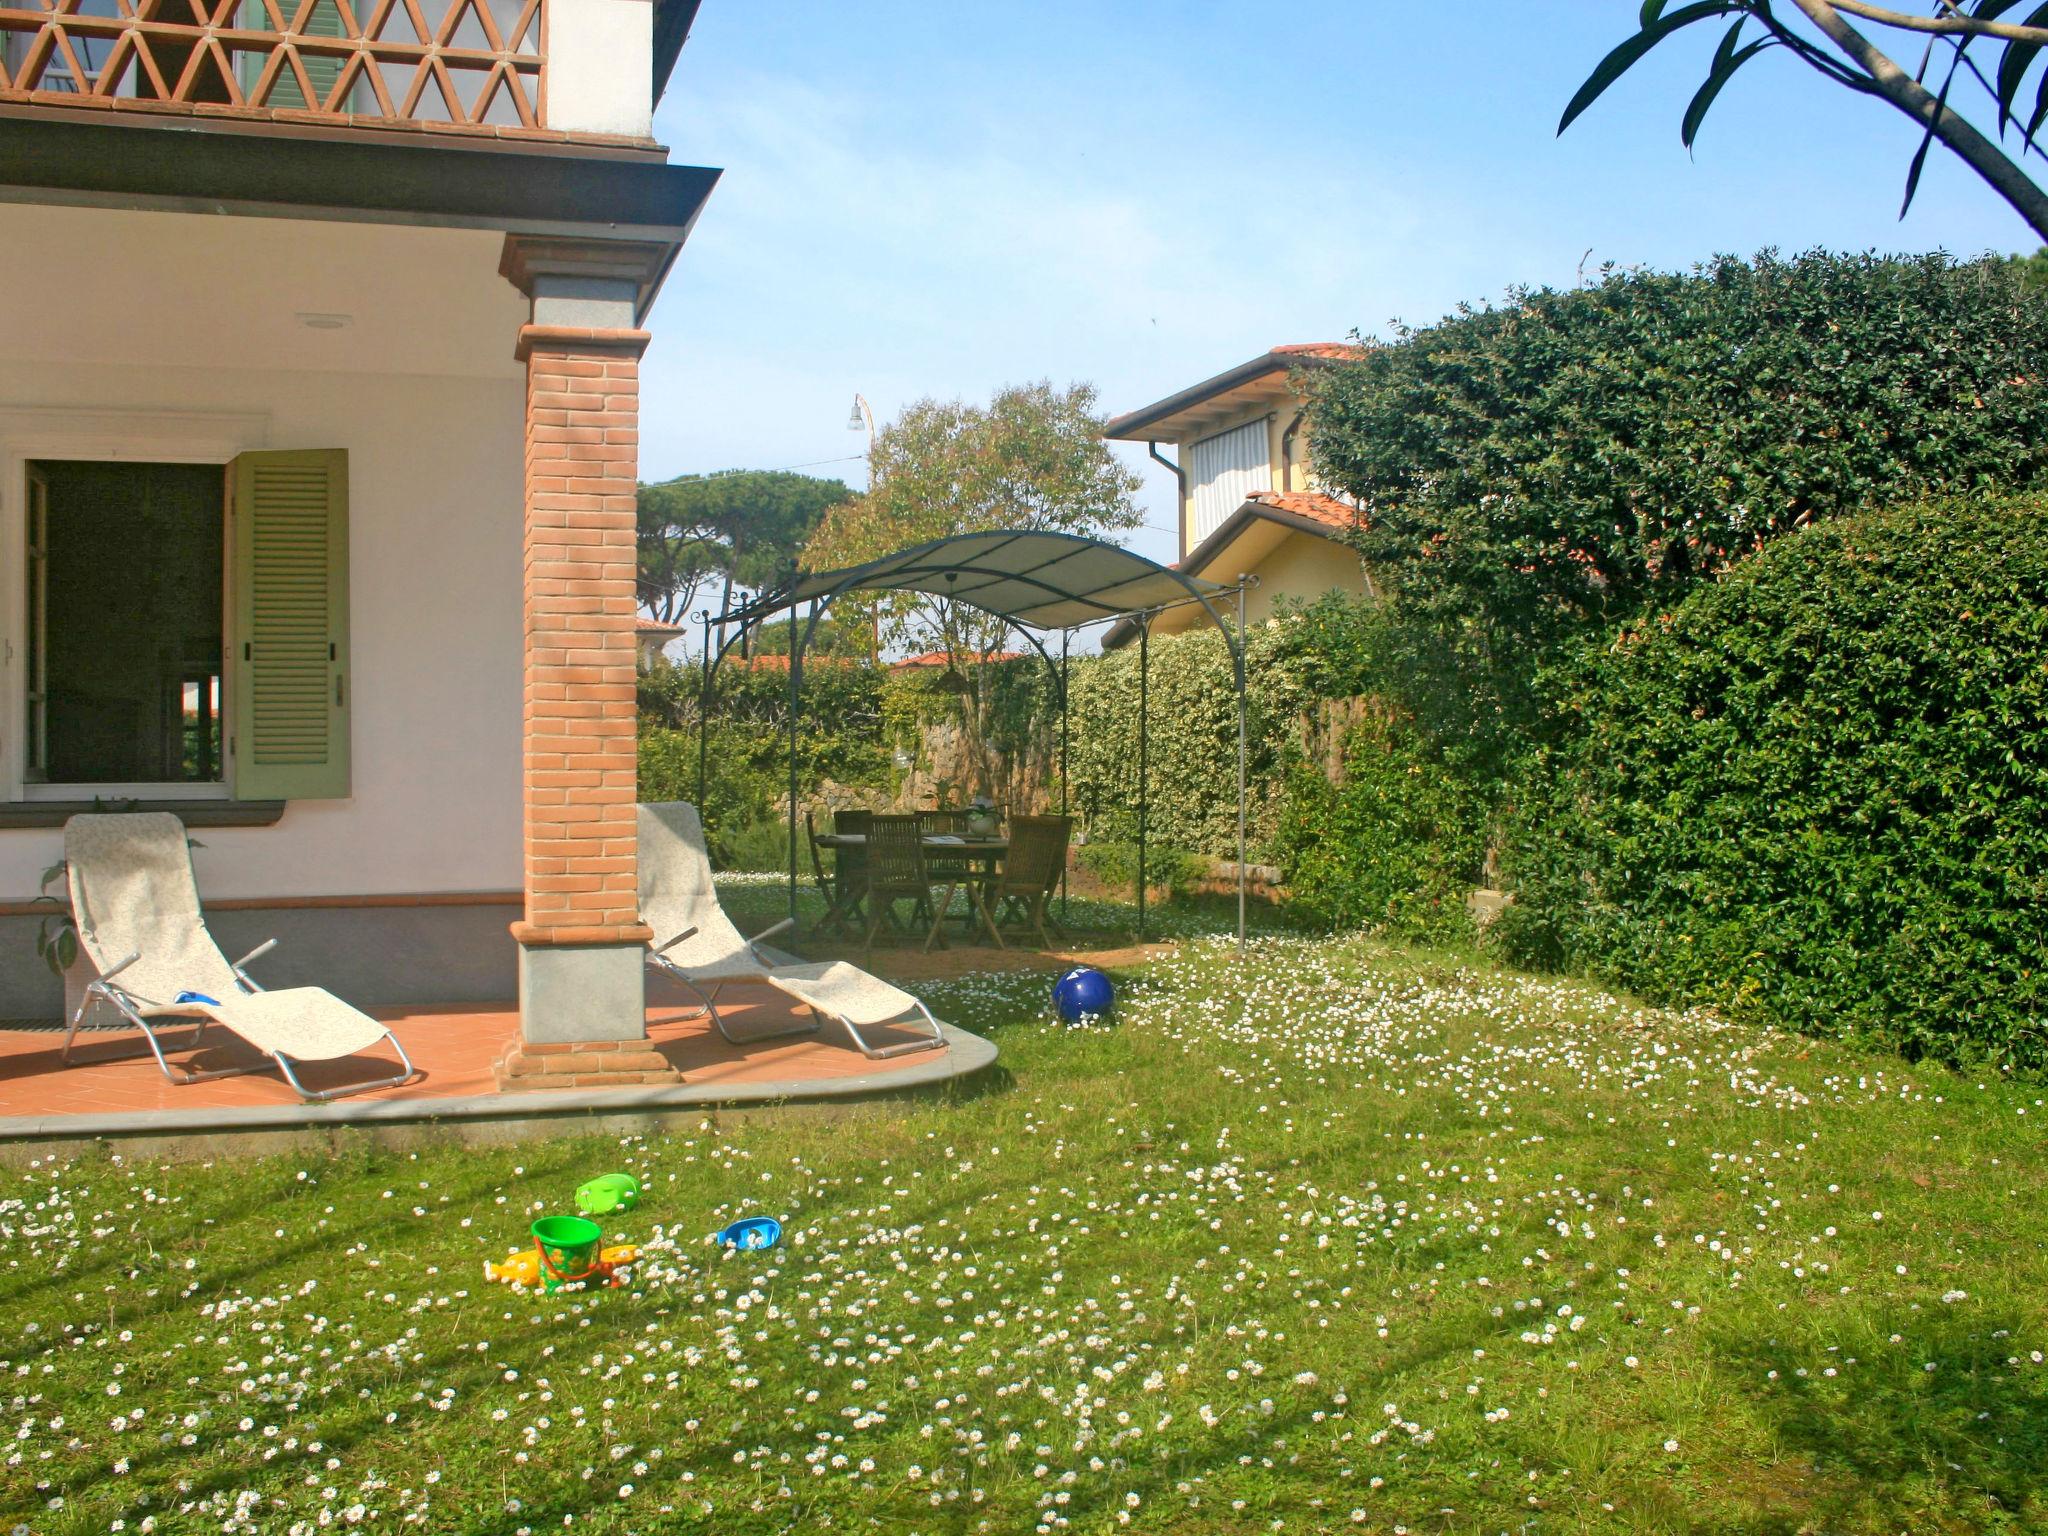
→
(0, 0, 559, 140)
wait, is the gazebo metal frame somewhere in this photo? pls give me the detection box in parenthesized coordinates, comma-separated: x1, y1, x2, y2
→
(696, 530, 1253, 951)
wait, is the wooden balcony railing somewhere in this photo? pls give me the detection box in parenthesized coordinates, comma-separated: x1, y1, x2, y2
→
(0, 0, 546, 135)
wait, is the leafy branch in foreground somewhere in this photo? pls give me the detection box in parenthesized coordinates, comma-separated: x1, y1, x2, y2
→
(1562, 1, 2048, 241)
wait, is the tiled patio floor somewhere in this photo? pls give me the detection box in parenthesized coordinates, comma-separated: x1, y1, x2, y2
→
(0, 973, 990, 1136)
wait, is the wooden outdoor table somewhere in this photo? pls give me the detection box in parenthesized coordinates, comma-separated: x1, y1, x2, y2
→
(813, 834, 1008, 937)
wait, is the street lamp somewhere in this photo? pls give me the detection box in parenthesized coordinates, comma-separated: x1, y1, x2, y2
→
(848, 392, 879, 662)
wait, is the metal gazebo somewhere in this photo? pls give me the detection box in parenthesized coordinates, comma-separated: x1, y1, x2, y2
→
(701, 530, 1254, 951)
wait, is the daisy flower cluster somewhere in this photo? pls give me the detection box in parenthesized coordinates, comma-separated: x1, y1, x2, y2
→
(3, 932, 2044, 1534)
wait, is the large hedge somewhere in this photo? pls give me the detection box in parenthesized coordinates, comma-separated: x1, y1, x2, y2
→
(1308, 249, 2048, 763)
(1064, 623, 1311, 860)
(1497, 494, 2048, 1071)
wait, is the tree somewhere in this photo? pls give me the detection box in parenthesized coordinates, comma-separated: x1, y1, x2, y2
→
(2004, 242, 2048, 290)
(802, 380, 1142, 795)
(637, 469, 854, 626)
(1562, 1, 2048, 243)
(1305, 248, 2048, 767)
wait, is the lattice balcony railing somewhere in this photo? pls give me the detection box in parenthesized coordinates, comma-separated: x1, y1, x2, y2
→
(0, 0, 546, 133)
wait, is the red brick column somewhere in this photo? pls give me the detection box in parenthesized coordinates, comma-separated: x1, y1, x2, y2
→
(512, 322, 652, 951)
(497, 319, 673, 1076)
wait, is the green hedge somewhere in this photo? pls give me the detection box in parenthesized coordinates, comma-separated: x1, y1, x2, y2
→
(638, 659, 891, 868)
(1273, 712, 1487, 942)
(1308, 249, 2048, 768)
(1498, 494, 2048, 1071)
(1065, 624, 1309, 859)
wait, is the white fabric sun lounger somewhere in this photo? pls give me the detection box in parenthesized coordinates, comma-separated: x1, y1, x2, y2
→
(61, 813, 418, 1103)
(638, 801, 946, 1059)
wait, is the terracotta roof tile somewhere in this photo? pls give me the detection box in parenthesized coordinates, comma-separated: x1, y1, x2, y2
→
(1245, 490, 1364, 531)
(1270, 342, 1368, 361)
(889, 649, 1027, 670)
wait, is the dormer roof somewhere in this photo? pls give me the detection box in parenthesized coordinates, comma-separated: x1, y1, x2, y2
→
(1102, 343, 1365, 444)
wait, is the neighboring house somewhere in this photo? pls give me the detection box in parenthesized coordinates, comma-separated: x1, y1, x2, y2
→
(637, 617, 688, 671)
(0, 0, 721, 1059)
(1102, 344, 1371, 643)
(888, 650, 1027, 673)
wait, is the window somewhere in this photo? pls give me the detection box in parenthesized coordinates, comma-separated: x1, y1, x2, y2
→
(1187, 419, 1271, 549)
(12, 447, 351, 803)
(25, 459, 225, 787)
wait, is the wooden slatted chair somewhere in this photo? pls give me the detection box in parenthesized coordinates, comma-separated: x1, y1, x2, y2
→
(972, 814, 1072, 950)
(862, 814, 955, 954)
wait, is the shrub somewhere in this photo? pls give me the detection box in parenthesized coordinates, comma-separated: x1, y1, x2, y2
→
(1309, 248, 2048, 766)
(1075, 840, 1208, 901)
(1065, 624, 1312, 860)
(1499, 494, 2048, 1071)
(1273, 714, 1487, 942)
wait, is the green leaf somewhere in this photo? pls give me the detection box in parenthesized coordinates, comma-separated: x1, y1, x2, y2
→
(1902, 60, 1960, 220)
(2027, 63, 2048, 146)
(1559, 1, 1740, 135)
(1992, 1, 2048, 133)
(1683, 26, 1774, 149)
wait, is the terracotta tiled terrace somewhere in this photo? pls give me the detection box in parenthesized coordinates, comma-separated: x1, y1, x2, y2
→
(0, 972, 994, 1141)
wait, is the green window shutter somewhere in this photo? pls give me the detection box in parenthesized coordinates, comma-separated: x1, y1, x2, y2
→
(240, 0, 348, 111)
(229, 449, 350, 801)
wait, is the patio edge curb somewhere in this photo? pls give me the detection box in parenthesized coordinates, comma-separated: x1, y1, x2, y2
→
(0, 1021, 996, 1143)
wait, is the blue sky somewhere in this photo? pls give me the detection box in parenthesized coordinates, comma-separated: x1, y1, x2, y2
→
(643, 2, 2038, 572)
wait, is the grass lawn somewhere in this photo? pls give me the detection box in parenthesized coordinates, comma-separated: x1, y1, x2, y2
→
(4, 924, 2047, 1535)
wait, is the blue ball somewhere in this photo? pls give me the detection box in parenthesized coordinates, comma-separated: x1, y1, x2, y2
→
(1052, 966, 1115, 1022)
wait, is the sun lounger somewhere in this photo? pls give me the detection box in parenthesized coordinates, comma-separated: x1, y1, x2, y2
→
(763, 961, 947, 1060)
(637, 801, 945, 1059)
(60, 812, 418, 1102)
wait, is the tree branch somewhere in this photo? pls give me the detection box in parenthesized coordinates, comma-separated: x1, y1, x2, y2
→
(1828, 0, 2048, 46)
(1789, 0, 2048, 239)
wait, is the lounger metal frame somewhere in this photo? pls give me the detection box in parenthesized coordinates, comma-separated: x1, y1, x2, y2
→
(782, 988, 948, 1061)
(62, 939, 420, 1104)
(644, 915, 821, 1046)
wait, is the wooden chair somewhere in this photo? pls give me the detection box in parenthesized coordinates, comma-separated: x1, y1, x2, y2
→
(806, 811, 856, 937)
(973, 814, 1071, 949)
(862, 814, 956, 953)
(917, 809, 973, 932)
(832, 809, 873, 930)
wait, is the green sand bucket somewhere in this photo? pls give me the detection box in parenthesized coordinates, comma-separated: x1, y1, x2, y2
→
(530, 1214, 604, 1292)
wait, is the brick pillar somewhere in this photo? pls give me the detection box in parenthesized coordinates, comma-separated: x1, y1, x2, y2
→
(498, 238, 676, 1076)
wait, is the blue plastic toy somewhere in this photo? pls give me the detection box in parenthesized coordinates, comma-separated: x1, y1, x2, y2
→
(1052, 966, 1115, 1022)
(175, 990, 219, 1007)
(712, 1216, 781, 1251)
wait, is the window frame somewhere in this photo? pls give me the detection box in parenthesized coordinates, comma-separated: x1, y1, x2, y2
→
(0, 408, 268, 804)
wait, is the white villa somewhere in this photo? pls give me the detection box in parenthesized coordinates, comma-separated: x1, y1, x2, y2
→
(0, 0, 716, 1067)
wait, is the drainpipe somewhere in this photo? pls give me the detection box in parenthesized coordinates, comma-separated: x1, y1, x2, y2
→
(1147, 441, 1185, 558)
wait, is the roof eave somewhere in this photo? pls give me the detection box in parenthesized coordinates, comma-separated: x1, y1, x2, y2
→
(1102, 349, 1358, 442)
(1100, 502, 1356, 650)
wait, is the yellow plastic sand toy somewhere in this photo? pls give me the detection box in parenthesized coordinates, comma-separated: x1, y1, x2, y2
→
(485, 1243, 639, 1288)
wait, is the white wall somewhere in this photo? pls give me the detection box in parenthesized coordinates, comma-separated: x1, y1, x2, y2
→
(0, 205, 527, 901)
(548, 0, 654, 138)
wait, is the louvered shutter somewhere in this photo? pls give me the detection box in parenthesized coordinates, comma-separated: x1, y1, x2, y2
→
(228, 449, 350, 800)
(242, 0, 349, 111)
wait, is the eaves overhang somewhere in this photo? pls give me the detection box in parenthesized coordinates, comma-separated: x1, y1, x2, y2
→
(0, 111, 721, 321)
(1104, 345, 1363, 443)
